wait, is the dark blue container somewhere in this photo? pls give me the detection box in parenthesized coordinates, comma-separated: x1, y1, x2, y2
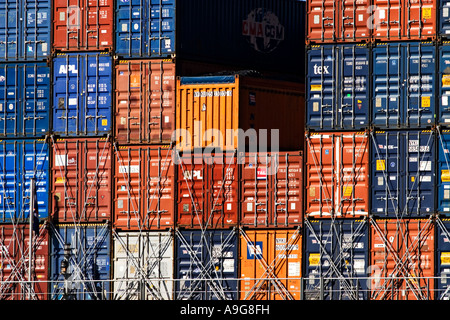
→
(0, 0, 51, 61)
(175, 229, 238, 300)
(50, 223, 111, 300)
(115, 0, 305, 80)
(0, 139, 49, 223)
(372, 42, 436, 129)
(437, 129, 450, 215)
(371, 130, 435, 218)
(0, 62, 50, 137)
(438, 43, 450, 125)
(53, 53, 112, 137)
(440, 2, 450, 39)
(306, 44, 370, 130)
(304, 219, 369, 300)
(436, 218, 450, 300)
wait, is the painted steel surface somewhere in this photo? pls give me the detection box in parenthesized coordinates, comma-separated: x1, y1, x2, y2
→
(436, 218, 450, 300)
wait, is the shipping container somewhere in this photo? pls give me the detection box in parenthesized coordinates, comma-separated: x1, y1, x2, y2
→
(304, 219, 369, 300)
(307, 0, 371, 44)
(176, 152, 238, 229)
(372, 42, 436, 129)
(114, 145, 175, 231)
(370, 218, 434, 300)
(49, 223, 111, 300)
(53, 52, 112, 136)
(174, 229, 238, 300)
(176, 74, 305, 152)
(113, 230, 174, 300)
(306, 44, 370, 131)
(239, 151, 303, 228)
(115, 0, 305, 80)
(438, 43, 450, 125)
(305, 131, 369, 218)
(0, 0, 50, 61)
(438, 129, 450, 215)
(436, 218, 450, 300)
(0, 139, 49, 223)
(440, 2, 450, 39)
(372, 0, 437, 41)
(0, 62, 50, 137)
(51, 137, 112, 223)
(239, 228, 302, 300)
(371, 130, 435, 218)
(53, 0, 113, 51)
(0, 223, 49, 300)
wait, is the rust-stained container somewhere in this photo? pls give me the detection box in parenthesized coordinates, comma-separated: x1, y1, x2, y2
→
(51, 137, 112, 223)
(114, 145, 175, 231)
(176, 152, 238, 229)
(372, 0, 437, 41)
(307, 0, 372, 43)
(305, 131, 370, 218)
(115, 60, 176, 145)
(176, 74, 305, 152)
(239, 228, 302, 300)
(370, 218, 435, 300)
(239, 151, 303, 228)
(53, 0, 113, 51)
(0, 224, 49, 300)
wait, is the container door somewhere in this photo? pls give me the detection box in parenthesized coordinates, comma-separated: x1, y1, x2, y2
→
(0, 64, 20, 136)
(148, 0, 175, 57)
(439, 44, 450, 125)
(440, 1, 450, 38)
(436, 218, 450, 300)
(23, 0, 50, 59)
(85, 0, 113, 50)
(53, 0, 83, 50)
(340, 0, 371, 42)
(307, 0, 336, 43)
(0, 142, 18, 222)
(0, 0, 20, 60)
(438, 130, 450, 215)
(405, 0, 436, 40)
(372, 0, 401, 41)
(115, 0, 146, 57)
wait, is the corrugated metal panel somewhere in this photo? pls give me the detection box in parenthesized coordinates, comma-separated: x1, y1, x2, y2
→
(0, 62, 50, 137)
(113, 230, 174, 300)
(114, 145, 175, 231)
(372, 42, 436, 129)
(305, 132, 369, 218)
(440, 2, 450, 38)
(438, 43, 450, 125)
(0, 224, 49, 300)
(0, 139, 49, 223)
(239, 228, 302, 300)
(0, 0, 50, 61)
(371, 130, 435, 218)
(239, 151, 303, 228)
(115, 0, 305, 79)
(436, 218, 450, 300)
(53, 53, 113, 136)
(176, 74, 305, 152)
(306, 44, 370, 130)
(304, 219, 369, 300)
(53, 0, 113, 51)
(370, 218, 434, 300)
(176, 152, 238, 229)
(175, 229, 238, 300)
(51, 137, 112, 223)
(50, 223, 111, 300)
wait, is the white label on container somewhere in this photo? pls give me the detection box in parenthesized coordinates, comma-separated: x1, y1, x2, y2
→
(227, 203, 232, 211)
(445, 8, 449, 17)
(121, 23, 128, 32)
(390, 176, 396, 181)
(377, 208, 383, 212)
(443, 96, 449, 106)
(119, 165, 139, 173)
(378, 177, 384, 185)
(60, 12, 65, 21)
(118, 199, 123, 209)
(358, 14, 364, 22)
(247, 202, 253, 211)
(42, 43, 47, 52)
(445, 190, 450, 199)
(314, 15, 320, 24)
(354, 259, 365, 274)
(374, 243, 385, 248)
(446, 119, 450, 123)
(68, 98, 77, 106)
(445, 207, 450, 211)
(420, 175, 431, 182)
(165, 116, 170, 123)
(223, 259, 234, 273)
(55, 154, 67, 167)
(419, 161, 431, 171)
(0, 104, 2, 111)
(379, 10, 386, 19)
(101, 30, 107, 34)
(313, 102, 319, 112)
(291, 203, 295, 210)
(288, 262, 300, 277)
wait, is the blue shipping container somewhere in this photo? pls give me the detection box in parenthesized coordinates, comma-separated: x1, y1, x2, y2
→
(0, 0, 50, 61)
(440, 2, 450, 39)
(372, 42, 436, 129)
(175, 229, 238, 300)
(115, 0, 305, 79)
(0, 62, 50, 137)
(306, 44, 370, 130)
(438, 43, 450, 125)
(437, 129, 450, 215)
(0, 139, 49, 223)
(50, 223, 111, 300)
(371, 130, 435, 218)
(304, 219, 369, 300)
(436, 218, 450, 300)
(53, 53, 112, 136)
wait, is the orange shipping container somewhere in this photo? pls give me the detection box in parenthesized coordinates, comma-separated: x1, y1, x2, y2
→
(239, 229, 302, 300)
(370, 218, 435, 300)
(114, 145, 175, 231)
(305, 131, 369, 218)
(176, 74, 305, 152)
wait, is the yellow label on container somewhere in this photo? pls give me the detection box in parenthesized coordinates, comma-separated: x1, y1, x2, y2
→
(442, 170, 450, 182)
(343, 186, 353, 197)
(422, 96, 430, 108)
(443, 75, 450, 88)
(310, 187, 315, 197)
(309, 253, 320, 266)
(102, 119, 108, 126)
(310, 85, 322, 91)
(441, 252, 450, 265)
(55, 177, 65, 183)
(422, 7, 432, 19)
(130, 74, 140, 89)
(376, 159, 386, 171)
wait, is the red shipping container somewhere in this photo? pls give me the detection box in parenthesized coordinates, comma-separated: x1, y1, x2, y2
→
(177, 152, 239, 229)
(51, 137, 112, 223)
(53, 0, 113, 51)
(114, 145, 175, 231)
(372, 0, 436, 41)
(0, 224, 49, 300)
(239, 151, 303, 228)
(307, 0, 372, 43)
(370, 218, 435, 300)
(305, 131, 369, 218)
